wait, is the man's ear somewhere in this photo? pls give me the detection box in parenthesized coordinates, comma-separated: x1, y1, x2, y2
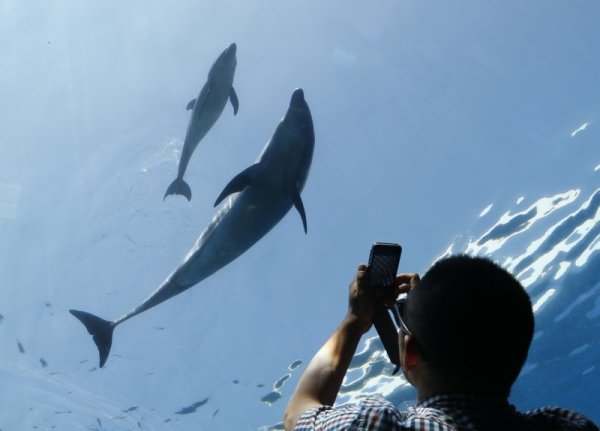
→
(401, 335, 420, 370)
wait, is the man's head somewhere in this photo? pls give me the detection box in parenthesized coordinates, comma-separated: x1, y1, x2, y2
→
(399, 254, 534, 397)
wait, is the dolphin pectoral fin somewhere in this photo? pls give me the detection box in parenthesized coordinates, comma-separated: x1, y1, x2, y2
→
(164, 178, 192, 201)
(214, 163, 262, 207)
(70, 309, 115, 368)
(229, 87, 239, 115)
(293, 191, 308, 234)
(186, 99, 196, 110)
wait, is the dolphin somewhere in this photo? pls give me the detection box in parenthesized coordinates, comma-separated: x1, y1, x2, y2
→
(164, 42, 239, 201)
(71, 88, 314, 368)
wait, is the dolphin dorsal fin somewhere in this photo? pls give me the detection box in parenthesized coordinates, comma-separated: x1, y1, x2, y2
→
(186, 99, 196, 110)
(229, 87, 239, 115)
(214, 163, 262, 207)
(293, 190, 308, 234)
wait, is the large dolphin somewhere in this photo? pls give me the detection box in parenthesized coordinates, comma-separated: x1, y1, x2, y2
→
(71, 88, 314, 368)
(164, 42, 239, 201)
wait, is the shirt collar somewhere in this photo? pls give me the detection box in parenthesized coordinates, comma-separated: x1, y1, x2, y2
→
(417, 393, 511, 410)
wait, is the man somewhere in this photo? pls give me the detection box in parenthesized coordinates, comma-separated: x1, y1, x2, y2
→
(284, 255, 597, 430)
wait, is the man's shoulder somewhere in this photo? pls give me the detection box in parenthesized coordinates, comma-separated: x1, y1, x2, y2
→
(295, 396, 458, 431)
(524, 406, 598, 430)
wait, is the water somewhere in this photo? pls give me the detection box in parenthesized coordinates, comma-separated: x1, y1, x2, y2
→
(1, 1, 599, 430)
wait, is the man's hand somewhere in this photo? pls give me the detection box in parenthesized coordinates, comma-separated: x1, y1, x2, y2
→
(346, 264, 375, 334)
(395, 272, 420, 297)
(346, 264, 420, 334)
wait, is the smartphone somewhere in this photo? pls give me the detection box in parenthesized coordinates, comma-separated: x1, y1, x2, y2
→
(367, 242, 402, 373)
(368, 242, 402, 289)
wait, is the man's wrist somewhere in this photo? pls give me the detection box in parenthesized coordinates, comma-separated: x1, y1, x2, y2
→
(342, 313, 372, 335)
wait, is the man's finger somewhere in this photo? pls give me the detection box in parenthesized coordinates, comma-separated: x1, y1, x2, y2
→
(395, 273, 419, 293)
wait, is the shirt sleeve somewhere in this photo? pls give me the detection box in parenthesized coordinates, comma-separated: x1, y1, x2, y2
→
(294, 396, 406, 431)
(526, 406, 598, 430)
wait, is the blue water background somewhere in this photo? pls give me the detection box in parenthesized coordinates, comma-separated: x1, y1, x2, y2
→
(1, 2, 599, 429)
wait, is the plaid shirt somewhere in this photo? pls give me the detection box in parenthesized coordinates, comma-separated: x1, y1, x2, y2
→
(294, 394, 598, 431)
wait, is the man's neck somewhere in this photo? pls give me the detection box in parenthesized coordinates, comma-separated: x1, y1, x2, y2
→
(416, 381, 508, 402)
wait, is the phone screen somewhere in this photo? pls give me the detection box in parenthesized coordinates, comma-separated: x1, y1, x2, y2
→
(368, 243, 402, 289)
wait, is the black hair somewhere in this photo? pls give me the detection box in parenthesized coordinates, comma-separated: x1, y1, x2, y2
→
(405, 254, 534, 396)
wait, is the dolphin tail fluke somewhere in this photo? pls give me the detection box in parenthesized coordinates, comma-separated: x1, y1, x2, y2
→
(70, 309, 114, 368)
(164, 178, 192, 201)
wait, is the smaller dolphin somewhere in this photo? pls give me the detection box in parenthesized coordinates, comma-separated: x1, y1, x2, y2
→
(164, 42, 239, 201)
(71, 89, 314, 368)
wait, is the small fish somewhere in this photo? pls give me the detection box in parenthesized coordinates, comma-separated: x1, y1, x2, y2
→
(175, 398, 209, 415)
(289, 359, 303, 370)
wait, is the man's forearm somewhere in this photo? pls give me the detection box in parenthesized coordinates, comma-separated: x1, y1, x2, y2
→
(284, 315, 366, 430)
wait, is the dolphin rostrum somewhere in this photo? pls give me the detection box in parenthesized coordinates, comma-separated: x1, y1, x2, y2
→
(71, 88, 314, 368)
(164, 42, 239, 201)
